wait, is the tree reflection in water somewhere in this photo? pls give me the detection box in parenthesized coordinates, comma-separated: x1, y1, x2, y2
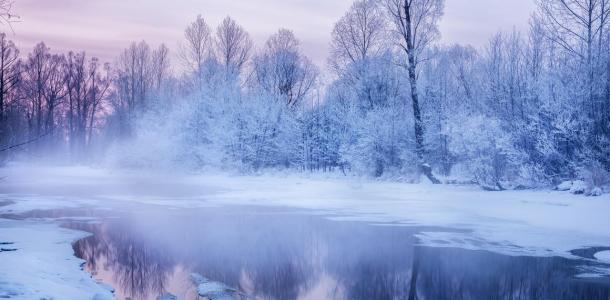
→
(414, 246, 610, 300)
(66, 206, 610, 300)
(71, 221, 175, 299)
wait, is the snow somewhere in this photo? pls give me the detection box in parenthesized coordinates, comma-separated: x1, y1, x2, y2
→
(556, 180, 573, 191)
(589, 187, 604, 197)
(595, 251, 610, 263)
(190, 273, 236, 299)
(0, 218, 114, 300)
(570, 180, 588, 194)
(2, 164, 610, 297)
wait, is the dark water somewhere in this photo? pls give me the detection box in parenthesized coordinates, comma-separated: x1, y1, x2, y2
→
(61, 206, 610, 300)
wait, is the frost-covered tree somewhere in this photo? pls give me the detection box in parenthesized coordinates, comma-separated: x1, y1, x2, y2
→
(252, 29, 318, 108)
(2, 4, 609, 189)
(180, 15, 213, 84)
(151, 44, 170, 91)
(536, 0, 610, 170)
(329, 0, 387, 74)
(215, 16, 253, 76)
(384, 0, 445, 183)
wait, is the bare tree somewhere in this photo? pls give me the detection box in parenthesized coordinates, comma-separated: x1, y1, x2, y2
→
(117, 41, 153, 119)
(329, 0, 387, 73)
(384, 0, 444, 183)
(22, 42, 53, 138)
(43, 54, 66, 138)
(0, 33, 19, 141)
(86, 58, 110, 147)
(65, 52, 110, 153)
(536, 0, 610, 64)
(180, 15, 213, 82)
(66, 51, 86, 152)
(253, 29, 318, 108)
(151, 44, 170, 90)
(215, 16, 253, 75)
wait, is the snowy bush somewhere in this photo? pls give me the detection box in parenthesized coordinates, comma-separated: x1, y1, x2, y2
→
(447, 115, 525, 189)
(339, 106, 414, 177)
(569, 180, 587, 195)
(589, 187, 603, 197)
(582, 164, 610, 189)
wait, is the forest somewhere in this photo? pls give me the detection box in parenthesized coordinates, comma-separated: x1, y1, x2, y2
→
(0, 0, 609, 192)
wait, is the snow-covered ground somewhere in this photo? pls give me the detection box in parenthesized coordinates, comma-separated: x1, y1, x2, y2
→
(0, 218, 114, 299)
(1, 164, 610, 299)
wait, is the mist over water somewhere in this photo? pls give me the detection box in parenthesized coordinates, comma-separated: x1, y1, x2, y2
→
(61, 205, 610, 300)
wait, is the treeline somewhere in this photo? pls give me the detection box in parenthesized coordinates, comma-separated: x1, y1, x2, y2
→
(2, 0, 610, 190)
(0, 35, 170, 159)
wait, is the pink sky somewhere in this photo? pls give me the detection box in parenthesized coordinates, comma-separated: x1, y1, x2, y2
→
(6, 0, 535, 70)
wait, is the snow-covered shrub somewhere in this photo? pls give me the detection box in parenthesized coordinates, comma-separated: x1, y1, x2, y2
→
(226, 93, 302, 170)
(323, 53, 417, 178)
(581, 163, 610, 189)
(339, 106, 414, 177)
(589, 187, 603, 197)
(299, 103, 344, 171)
(447, 114, 525, 189)
(569, 180, 587, 195)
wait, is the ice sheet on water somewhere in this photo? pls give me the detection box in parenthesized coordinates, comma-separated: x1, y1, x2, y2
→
(190, 273, 238, 300)
(595, 251, 610, 263)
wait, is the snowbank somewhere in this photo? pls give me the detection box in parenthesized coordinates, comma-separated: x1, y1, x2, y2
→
(0, 218, 114, 300)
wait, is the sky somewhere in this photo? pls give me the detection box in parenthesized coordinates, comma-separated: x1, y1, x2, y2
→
(7, 0, 536, 70)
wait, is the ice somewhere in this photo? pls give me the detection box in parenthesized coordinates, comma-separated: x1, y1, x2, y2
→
(190, 273, 237, 299)
(595, 250, 610, 263)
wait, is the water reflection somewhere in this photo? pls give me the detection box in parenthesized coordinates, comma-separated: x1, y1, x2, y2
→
(67, 206, 610, 300)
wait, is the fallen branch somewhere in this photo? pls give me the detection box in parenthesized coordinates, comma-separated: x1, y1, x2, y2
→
(0, 132, 49, 152)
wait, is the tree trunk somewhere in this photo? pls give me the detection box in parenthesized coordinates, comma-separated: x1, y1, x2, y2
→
(403, 2, 441, 184)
